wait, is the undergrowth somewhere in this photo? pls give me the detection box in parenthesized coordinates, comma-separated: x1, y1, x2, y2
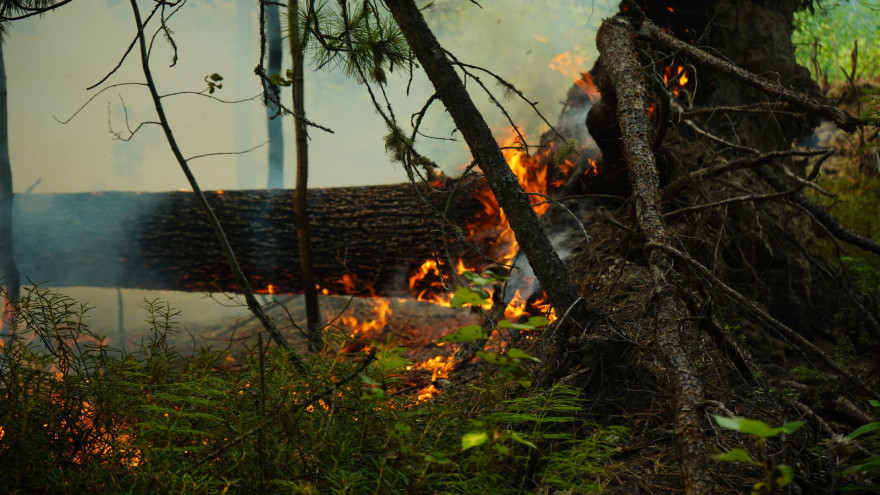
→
(0, 286, 625, 494)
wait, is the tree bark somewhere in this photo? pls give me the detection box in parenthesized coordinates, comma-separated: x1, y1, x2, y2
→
(0, 42, 20, 330)
(288, 0, 321, 351)
(383, 0, 593, 353)
(596, 16, 713, 495)
(12, 183, 486, 296)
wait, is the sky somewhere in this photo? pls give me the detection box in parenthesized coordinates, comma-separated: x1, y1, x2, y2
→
(2, 0, 615, 337)
(4, 0, 613, 193)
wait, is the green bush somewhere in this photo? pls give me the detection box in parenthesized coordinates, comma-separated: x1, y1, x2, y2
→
(0, 286, 625, 493)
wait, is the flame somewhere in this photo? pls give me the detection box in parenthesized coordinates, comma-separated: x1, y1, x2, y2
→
(338, 298, 392, 339)
(217, 189, 224, 195)
(410, 354, 455, 401)
(408, 259, 449, 303)
(549, 51, 600, 102)
(663, 64, 690, 96)
(267, 284, 275, 295)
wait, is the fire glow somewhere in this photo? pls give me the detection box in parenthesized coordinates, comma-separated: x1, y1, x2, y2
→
(663, 64, 691, 96)
(550, 51, 601, 102)
(336, 126, 580, 400)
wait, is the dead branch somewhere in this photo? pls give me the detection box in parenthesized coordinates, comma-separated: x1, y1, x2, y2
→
(664, 188, 799, 218)
(758, 168, 880, 256)
(655, 241, 876, 397)
(128, 0, 298, 360)
(638, 19, 863, 132)
(597, 16, 713, 495)
(662, 148, 831, 199)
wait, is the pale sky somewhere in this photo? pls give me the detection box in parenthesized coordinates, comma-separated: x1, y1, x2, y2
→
(5, 0, 612, 193)
(2, 0, 613, 338)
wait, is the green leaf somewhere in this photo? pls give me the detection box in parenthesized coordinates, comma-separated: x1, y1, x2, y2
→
(843, 457, 880, 474)
(774, 464, 795, 487)
(476, 351, 501, 365)
(461, 431, 488, 451)
(712, 415, 804, 438)
(359, 374, 379, 386)
(507, 348, 539, 362)
(439, 325, 487, 343)
(209, 73, 224, 81)
(462, 271, 493, 286)
(527, 316, 550, 328)
(505, 429, 537, 449)
(847, 422, 880, 439)
(450, 286, 490, 308)
(712, 448, 758, 465)
(377, 354, 411, 371)
(497, 319, 535, 330)
(869, 399, 880, 407)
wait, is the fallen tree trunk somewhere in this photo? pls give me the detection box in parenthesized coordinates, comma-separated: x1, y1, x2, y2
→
(13, 181, 487, 296)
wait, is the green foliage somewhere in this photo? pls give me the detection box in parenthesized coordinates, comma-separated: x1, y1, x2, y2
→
(793, 1, 880, 83)
(286, 1, 409, 85)
(712, 415, 804, 494)
(204, 73, 223, 94)
(0, 286, 624, 493)
(838, 399, 880, 490)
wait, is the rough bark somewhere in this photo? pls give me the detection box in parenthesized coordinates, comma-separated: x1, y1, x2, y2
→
(12, 183, 486, 296)
(597, 16, 713, 494)
(289, 0, 321, 351)
(0, 42, 20, 329)
(383, 0, 592, 351)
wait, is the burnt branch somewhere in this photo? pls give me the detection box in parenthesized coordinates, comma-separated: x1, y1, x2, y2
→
(597, 16, 713, 494)
(638, 19, 862, 132)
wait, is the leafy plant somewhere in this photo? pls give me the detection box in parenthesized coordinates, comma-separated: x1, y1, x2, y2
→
(793, 2, 880, 84)
(712, 415, 805, 494)
(837, 399, 880, 491)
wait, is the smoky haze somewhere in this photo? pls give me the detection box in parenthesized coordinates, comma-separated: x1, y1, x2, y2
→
(4, 0, 615, 340)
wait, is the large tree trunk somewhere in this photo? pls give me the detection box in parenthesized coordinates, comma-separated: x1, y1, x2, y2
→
(0, 42, 20, 329)
(288, 0, 321, 351)
(12, 182, 486, 297)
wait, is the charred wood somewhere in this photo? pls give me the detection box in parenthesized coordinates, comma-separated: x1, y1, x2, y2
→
(13, 182, 487, 297)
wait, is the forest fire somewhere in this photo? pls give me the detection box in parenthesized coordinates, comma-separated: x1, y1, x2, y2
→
(550, 51, 601, 102)
(332, 125, 584, 400)
(663, 63, 691, 96)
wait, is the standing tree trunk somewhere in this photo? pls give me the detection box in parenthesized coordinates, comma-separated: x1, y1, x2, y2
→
(266, 1, 284, 190)
(0, 42, 20, 332)
(288, 0, 321, 351)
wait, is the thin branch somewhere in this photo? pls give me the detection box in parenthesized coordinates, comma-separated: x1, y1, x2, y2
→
(186, 141, 269, 162)
(664, 188, 799, 218)
(127, 0, 299, 361)
(87, 3, 165, 90)
(638, 19, 863, 132)
(655, 241, 876, 397)
(662, 148, 832, 199)
(54, 82, 147, 125)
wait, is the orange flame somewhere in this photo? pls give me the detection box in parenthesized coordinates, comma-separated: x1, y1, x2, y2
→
(663, 64, 690, 96)
(550, 51, 600, 102)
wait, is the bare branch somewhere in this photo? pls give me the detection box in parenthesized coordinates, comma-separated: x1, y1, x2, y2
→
(127, 0, 299, 360)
